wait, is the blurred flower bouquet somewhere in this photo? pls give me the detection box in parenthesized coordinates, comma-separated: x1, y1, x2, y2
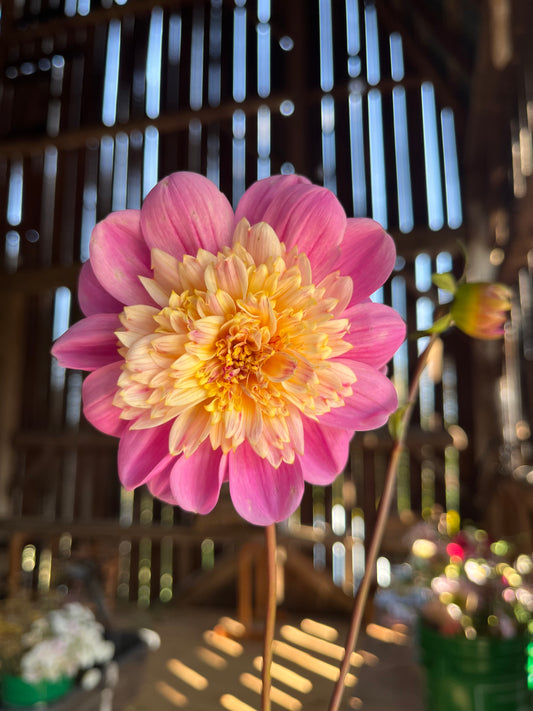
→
(0, 598, 114, 685)
(409, 519, 533, 639)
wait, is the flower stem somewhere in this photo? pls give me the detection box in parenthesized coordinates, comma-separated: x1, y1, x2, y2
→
(261, 523, 277, 711)
(327, 334, 439, 711)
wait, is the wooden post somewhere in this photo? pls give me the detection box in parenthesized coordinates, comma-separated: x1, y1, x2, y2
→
(0, 292, 26, 516)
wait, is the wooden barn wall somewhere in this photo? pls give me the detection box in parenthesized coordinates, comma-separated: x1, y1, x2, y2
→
(1, 0, 526, 608)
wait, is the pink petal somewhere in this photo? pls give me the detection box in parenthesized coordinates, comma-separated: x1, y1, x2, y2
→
(238, 180, 346, 282)
(343, 303, 406, 368)
(299, 420, 352, 485)
(319, 361, 398, 430)
(51, 314, 121, 371)
(78, 261, 123, 316)
(336, 218, 397, 304)
(140, 172, 234, 261)
(147, 463, 179, 505)
(90, 209, 156, 306)
(82, 362, 127, 437)
(118, 423, 174, 489)
(234, 174, 311, 226)
(228, 443, 305, 525)
(169, 443, 224, 514)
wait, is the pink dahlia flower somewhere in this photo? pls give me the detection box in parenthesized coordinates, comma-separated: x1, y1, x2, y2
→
(52, 172, 405, 525)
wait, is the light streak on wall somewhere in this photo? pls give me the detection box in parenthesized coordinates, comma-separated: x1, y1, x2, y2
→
(112, 132, 129, 211)
(345, 0, 360, 77)
(436, 251, 454, 303)
(145, 7, 163, 119)
(232, 109, 246, 207)
(80, 144, 98, 261)
(7, 159, 23, 226)
(190, 5, 205, 110)
(321, 95, 337, 192)
(368, 89, 387, 227)
(318, 0, 334, 92)
(233, 4, 247, 102)
(391, 275, 408, 403)
(102, 19, 121, 127)
(348, 88, 366, 216)
(5, 231, 20, 273)
(257, 105, 271, 179)
(415, 252, 432, 292)
(143, 126, 159, 199)
(390, 34, 414, 233)
(364, 3, 380, 86)
(441, 107, 463, 228)
(257, 20, 271, 98)
(421, 82, 444, 230)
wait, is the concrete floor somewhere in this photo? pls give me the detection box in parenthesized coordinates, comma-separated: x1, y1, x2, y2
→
(114, 605, 425, 711)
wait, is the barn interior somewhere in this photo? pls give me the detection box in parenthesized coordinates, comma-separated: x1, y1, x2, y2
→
(0, 0, 532, 709)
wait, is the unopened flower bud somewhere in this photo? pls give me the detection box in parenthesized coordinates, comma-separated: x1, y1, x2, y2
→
(450, 283, 512, 340)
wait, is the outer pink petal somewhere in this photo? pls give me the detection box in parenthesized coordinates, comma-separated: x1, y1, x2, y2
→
(319, 361, 398, 430)
(147, 462, 179, 504)
(228, 443, 305, 525)
(238, 181, 346, 282)
(78, 261, 123, 316)
(234, 174, 311, 226)
(118, 423, 174, 489)
(343, 303, 406, 368)
(82, 362, 127, 437)
(336, 218, 397, 304)
(140, 172, 234, 260)
(51, 314, 120, 371)
(90, 209, 156, 306)
(299, 420, 352, 485)
(169, 442, 224, 515)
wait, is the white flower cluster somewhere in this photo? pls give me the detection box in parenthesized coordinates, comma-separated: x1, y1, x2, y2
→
(20, 603, 115, 684)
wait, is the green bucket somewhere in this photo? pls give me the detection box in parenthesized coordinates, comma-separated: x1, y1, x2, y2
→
(418, 623, 533, 711)
(0, 674, 73, 708)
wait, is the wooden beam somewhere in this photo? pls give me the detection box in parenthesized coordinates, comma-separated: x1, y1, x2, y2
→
(0, 293, 26, 515)
(0, 516, 258, 542)
(0, 264, 81, 293)
(0, 77, 424, 161)
(2, 0, 233, 53)
(13, 429, 117, 448)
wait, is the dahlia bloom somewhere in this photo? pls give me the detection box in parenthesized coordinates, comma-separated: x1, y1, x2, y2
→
(450, 282, 512, 340)
(52, 172, 405, 525)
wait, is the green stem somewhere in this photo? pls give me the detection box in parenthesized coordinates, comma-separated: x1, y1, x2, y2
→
(327, 334, 439, 711)
(261, 523, 277, 711)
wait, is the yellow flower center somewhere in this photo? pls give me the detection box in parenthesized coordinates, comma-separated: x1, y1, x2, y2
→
(113, 219, 355, 467)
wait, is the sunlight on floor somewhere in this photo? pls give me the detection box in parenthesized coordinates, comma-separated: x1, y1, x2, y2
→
(365, 622, 409, 645)
(154, 680, 188, 707)
(252, 657, 313, 694)
(167, 658, 209, 690)
(195, 645, 228, 670)
(203, 629, 244, 657)
(239, 672, 302, 711)
(280, 624, 364, 666)
(127, 609, 424, 711)
(271, 639, 359, 686)
(300, 617, 339, 642)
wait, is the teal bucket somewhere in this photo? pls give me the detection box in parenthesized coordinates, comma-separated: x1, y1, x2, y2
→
(418, 623, 533, 711)
(0, 674, 73, 708)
